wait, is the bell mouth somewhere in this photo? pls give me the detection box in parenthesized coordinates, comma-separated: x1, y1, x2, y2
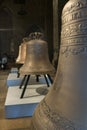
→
(19, 68, 55, 75)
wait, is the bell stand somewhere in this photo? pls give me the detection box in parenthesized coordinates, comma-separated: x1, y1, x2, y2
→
(18, 74, 53, 99)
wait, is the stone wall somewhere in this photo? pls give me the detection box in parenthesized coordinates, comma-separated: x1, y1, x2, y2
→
(0, 0, 53, 61)
(0, 0, 68, 63)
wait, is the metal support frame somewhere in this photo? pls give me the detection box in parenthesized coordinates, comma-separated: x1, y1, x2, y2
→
(19, 74, 53, 98)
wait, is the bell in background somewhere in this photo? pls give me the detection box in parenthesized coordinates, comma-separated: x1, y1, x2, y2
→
(16, 45, 21, 64)
(16, 37, 28, 64)
(19, 32, 55, 75)
(29, 0, 87, 129)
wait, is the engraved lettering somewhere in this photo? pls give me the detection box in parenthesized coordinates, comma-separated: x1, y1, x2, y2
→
(63, 1, 87, 16)
(62, 22, 87, 38)
(60, 46, 87, 57)
(72, 12, 81, 20)
(38, 99, 79, 129)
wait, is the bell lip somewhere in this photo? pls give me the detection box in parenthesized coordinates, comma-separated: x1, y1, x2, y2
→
(16, 61, 24, 64)
(19, 70, 55, 76)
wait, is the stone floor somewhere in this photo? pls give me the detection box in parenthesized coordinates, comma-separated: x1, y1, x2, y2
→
(0, 62, 56, 130)
(0, 69, 32, 130)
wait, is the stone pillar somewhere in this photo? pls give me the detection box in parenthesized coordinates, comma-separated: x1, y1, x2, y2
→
(52, 0, 59, 69)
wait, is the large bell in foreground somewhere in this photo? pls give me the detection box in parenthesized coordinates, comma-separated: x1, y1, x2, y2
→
(19, 32, 55, 75)
(29, 0, 87, 129)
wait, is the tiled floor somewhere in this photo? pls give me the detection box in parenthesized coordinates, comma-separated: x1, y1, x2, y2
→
(0, 69, 32, 130)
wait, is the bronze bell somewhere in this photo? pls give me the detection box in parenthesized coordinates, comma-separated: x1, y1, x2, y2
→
(29, 0, 87, 129)
(19, 32, 55, 75)
(16, 45, 22, 63)
(16, 37, 28, 64)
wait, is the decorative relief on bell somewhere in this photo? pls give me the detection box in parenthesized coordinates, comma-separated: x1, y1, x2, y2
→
(37, 99, 77, 130)
(62, 0, 87, 17)
(61, 22, 87, 39)
(60, 46, 86, 57)
(61, 0, 87, 47)
(62, 8, 86, 24)
(61, 0, 87, 59)
(61, 37, 87, 46)
(29, 32, 45, 40)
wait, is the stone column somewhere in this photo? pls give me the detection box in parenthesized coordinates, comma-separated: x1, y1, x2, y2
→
(52, 0, 59, 69)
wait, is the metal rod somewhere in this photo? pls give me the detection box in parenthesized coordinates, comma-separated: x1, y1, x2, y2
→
(44, 75, 50, 87)
(47, 74, 53, 84)
(17, 72, 20, 78)
(19, 75, 27, 89)
(20, 75, 30, 99)
(36, 75, 40, 82)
